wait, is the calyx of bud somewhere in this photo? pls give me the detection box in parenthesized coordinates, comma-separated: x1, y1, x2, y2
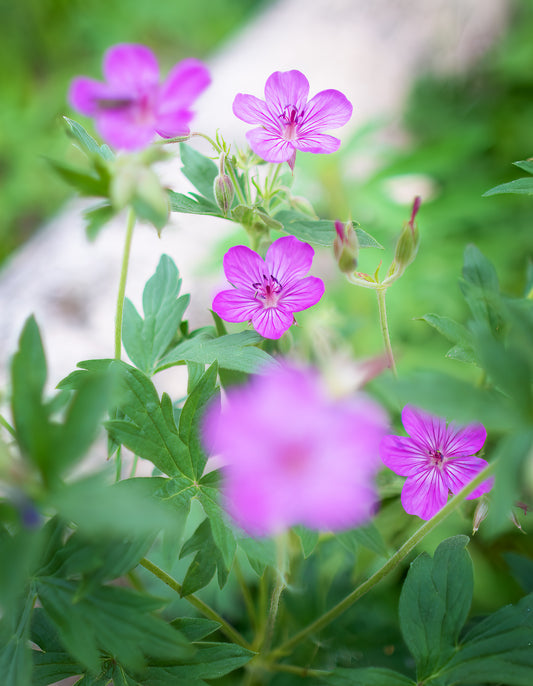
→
(214, 155, 235, 216)
(333, 220, 359, 274)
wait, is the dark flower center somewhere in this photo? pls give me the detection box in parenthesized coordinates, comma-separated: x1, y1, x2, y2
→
(252, 273, 283, 308)
(429, 449, 444, 466)
(280, 105, 301, 125)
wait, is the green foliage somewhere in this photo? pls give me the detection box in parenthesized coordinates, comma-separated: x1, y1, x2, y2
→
(275, 209, 383, 249)
(484, 159, 533, 196)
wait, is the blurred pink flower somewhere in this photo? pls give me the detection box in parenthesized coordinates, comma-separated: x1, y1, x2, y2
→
(380, 405, 493, 520)
(202, 364, 388, 536)
(69, 43, 210, 151)
(212, 236, 324, 339)
(233, 70, 352, 170)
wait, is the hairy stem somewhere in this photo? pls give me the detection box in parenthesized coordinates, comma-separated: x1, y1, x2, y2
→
(114, 208, 136, 360)
(139, 557, 253, 651)
(376, 286, 397, 377)
(269, 460, 497, 659)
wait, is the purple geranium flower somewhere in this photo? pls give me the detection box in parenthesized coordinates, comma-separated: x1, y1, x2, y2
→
(212, 236, 325, 339)
(68, 43, 210, 151)
(232, 70, 353, 170)
(380, 405, 493, 520)
(202, 363, 388, 536)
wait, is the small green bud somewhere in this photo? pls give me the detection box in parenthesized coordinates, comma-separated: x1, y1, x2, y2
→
(214, 173, 234, 216)
(392, 196, 421, 274)
(333, 220, 359, 274)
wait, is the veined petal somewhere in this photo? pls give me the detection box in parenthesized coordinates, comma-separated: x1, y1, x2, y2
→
(402, 405, 448, 452)
(212, 289, 260, 323)
(265, 236, 314, 282)
(96, 110, 155, 151)
(401, 468, 448, 520)
(264, 70, 309, 119)
(157, 58, 211, 114)
(223, 245, 266, 290)
(246, 128, 295, 163)
(299, 89, 353, 134)
(233, 93, 275, 127)
(68, 77, 121, 116)
(103, 43, 159, 90)
(442, 456, 494, 500)
(280, 276, 324, 312)
(380, 435, 429, 476)
(444, 423, 487, 457)
(295, 133, 341, 155)
(252, 306, 294, 339)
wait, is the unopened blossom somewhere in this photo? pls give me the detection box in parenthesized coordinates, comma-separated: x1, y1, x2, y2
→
(380, 405, 493, 520)
(212, 236, 325, 339)
(69, 43, 210, 151)
(232, 70, 353, 170)
(202, 363, 388, 536)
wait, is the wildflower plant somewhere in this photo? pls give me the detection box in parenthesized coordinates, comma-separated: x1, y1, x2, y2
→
(1, 43, 533, 686)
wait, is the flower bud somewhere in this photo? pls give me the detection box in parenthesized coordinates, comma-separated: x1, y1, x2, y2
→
(393, 197, 421, 274)
(289, 195, 318, 218)
(333, 220, 359, 274)
(472, 498, 489, 534)
(214, 155, 235, 216)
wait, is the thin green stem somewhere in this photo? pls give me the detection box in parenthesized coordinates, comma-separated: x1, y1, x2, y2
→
(261, 535, 288, 653)
(139, 557, 253, 651)
(190, 131, 221, 152)
(270, 663, 329, 678)
(114, 209, 136, 360)
(269, 460, 497, 659)
(226, 161, 247, 206)
(129, 453, 139, 478)
(376, 286, 397, 377)
(0, 413, 16, 438)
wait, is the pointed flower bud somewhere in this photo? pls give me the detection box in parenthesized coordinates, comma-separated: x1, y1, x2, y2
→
(333, 220, 359, 274)
(393, 196, 421, 274)
(214, 155, 235, 216)
(472, 498, 489, 534)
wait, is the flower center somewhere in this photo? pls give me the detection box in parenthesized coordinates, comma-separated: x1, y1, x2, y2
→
(429, 449, 444, 467)
(252, 273, 283, 308)
(279, 105, 302, 141)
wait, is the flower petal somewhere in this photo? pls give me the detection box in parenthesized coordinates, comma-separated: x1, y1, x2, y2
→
(222, 245, 266, 290)
(232, 93, 275, 127)
(299, 89, 353, 134)
(212, 289, 260, 323)
(295, 133, 341, 155)
(264, 70, 309, 119)
(401, 468, 449, 520)
(442, 456, 494, 499)
(246, 128, 295, 163)
(280, 276, 324, 312)
(96, 110, 155, 151)
(68, 77, 120, 116)
(157, 58, 211, 115)
(252, 306, 294, 339)
(103, 43, 159, 90)
(154, 110, 193, 139)
(265, 236, 314, 282)
(402, 405, 448, 452)
(444, 423, 487, 457)
(380, 435, 429, 476)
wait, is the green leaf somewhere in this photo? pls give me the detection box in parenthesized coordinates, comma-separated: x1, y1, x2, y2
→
(36, 577, 191, 674)
(180, 519, 219, 595)
(399, 535, 472, 680)
(168, 190, 222, 216)
(238, 537, 277, 576)
(83, 202, 115, 240)
(122, 255, 190, 374)
(440, 592, 533, 685)
(294, 525, 320, 558)
(170, 617, 221, 642)
(321, 667, 415, 685)
(336, 522, 389, 557)
(179, 143, 218, 203)
(513, 159, 533, 175)
(275, 210, 383, 248)
(197, 483, 236, 572)
(156, 331, 276, 375)
(47, 158, 109, 197)
(63, 117, 114, 160)
(483, 177, 533, 196)
(504, 553, 533, 593)
(462, 244, 499, 293)
(417, 313, 473, 347)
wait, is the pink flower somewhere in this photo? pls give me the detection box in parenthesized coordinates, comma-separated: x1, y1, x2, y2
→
(212, 236, 325, 339)
(68, 44, 210, 151)
(202, 364, 388, 536)
(380, 405, 493, 520)
(232, 70, 352, 170)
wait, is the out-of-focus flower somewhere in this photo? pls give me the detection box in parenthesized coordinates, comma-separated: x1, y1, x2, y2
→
(380, 405, 493, 520)
(333, 219, 359, 273)
(232, 70, 352, 170)
(69, 44, 210, 151)
(202, 363, 388, 536)
(212, 236, 324, 339)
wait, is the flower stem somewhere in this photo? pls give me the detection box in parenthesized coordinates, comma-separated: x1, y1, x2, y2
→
(0, 413, 16, 438)
(139, 557, 253, 651)
(114, 208, 136, 360)
(226, 161, 247, 206)
(376, 286, 397, 377)
(261, 535, 288, 653)
(268, 460, 497, 659)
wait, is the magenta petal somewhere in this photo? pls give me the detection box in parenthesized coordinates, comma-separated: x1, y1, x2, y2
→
(103, 43, 159, 90)
(232, 93, 274, 127)
(280, 276, 324, 312)
(68, 77, 119, 116)
(154, 110, 192, 139)
(223, 245, 265, 290)
(300, 89, 353, 133)
(295, 133, 341, 155)
(380, 436, 428, 476)
(401, 468, 449, 520)
(265, 236, 314, 282)
(158, 58, 211, 114)
(402, 405, 448, 451)
(444, 423, 487, 457)
(246, 128, 295, 163)
(212, 289, 259, 323)
(443, 456, 494, 499)
(252, 307, 294, 339)
(96, 110, 154, 151)
(264, 70, 310, 118)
